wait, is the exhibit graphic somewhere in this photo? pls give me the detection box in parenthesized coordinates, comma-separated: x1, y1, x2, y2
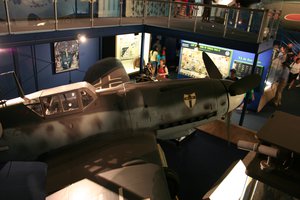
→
(232, 61, 264, 79)
(179, 41, 232, 78)
(54, 40, 79, 73)
(116, 33, 150, 74)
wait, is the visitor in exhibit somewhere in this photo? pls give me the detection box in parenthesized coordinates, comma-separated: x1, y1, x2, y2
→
(287, 57, 300, 90)
(149, 47, 159, 70)
(236, 89, 255, 112)
(187, 0, 195, 18)
(269, 46, 287, 83)
(225, 68, 239, 81)
(161, 46, 167, 63)
(174, 0, 182, 17)
(202, 0, 212, 22)
(144, 62, 155, 77)
(157, 60, 169, 80)
(152, 39, 162, 52)
(283, 43, 295, 68)
(273, 61, 290, 107)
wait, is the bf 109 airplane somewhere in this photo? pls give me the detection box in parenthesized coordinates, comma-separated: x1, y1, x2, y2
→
(0, 52, 260, 200)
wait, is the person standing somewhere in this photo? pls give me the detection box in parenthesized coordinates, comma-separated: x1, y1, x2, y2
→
(283, 43, 295, 68)
(273, 62, 290, 107)
(152, 39, 162, 53)
(157, 60, 169, 80)
(287, 58, 300, 89)
(149, 47, 159, 71)
(202, 0, 212, 22)
(225, 69, 239, 81)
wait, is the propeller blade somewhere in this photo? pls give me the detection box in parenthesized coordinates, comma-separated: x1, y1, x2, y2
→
(202, 52, 223, 79)
(229, 74, 261, 96)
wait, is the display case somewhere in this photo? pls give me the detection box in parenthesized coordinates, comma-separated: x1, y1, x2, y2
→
(115, 33, 151, 74)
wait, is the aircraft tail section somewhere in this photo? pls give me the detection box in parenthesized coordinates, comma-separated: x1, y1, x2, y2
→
(84, 57, 130, 89)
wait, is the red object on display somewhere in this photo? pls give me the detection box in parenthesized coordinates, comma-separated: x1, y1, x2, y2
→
(284, 14, 300, 21)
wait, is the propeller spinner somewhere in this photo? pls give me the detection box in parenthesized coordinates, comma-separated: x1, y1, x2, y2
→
(202, 51, 261, 95)
(202, 51, 261, 143)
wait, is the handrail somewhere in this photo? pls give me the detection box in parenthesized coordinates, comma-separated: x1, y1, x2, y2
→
(0, 0, 280, 43)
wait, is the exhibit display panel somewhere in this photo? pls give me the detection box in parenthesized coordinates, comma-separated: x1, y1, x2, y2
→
(116, 33, 150, 74)
(178, 40, 233, 78)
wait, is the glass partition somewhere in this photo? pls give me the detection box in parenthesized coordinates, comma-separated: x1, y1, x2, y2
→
(7, 0, 55, 33)
(194, 5, 227, 38)
(93, 0, 121, 27)
(0, 1, 8, 34)
(0, 0, 279, 44)
(169, 1, 195, 32)
(122, 0, 144, 25)
(57, 0, 91, 29)
(224, 7, 265, 42)
(144, 0, 169, 28)
(250, 10, 264, 34)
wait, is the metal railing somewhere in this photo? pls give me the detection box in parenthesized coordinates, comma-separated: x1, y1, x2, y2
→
(0, 0, 281, 43)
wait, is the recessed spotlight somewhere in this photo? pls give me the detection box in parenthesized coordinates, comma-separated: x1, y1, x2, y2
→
(78, 34, 87, 43)
(37, 22, 46, 26)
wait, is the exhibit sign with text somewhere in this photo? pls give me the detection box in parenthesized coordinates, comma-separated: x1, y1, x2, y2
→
(179, 40, 233, 78)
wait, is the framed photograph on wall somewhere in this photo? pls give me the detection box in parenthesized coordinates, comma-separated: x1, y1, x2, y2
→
(54, 40, 79, 73)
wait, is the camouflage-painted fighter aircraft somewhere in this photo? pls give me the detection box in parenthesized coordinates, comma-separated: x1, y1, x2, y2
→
(0, 52, 260, 200)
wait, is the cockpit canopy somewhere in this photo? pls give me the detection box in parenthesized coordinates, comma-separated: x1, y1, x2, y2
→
(26, 82, 96, 117)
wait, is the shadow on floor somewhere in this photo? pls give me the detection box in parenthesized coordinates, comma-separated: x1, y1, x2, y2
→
(159, 131, 247, 200)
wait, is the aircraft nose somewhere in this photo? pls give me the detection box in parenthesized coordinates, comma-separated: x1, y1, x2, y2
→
(228, 94, 245, 112)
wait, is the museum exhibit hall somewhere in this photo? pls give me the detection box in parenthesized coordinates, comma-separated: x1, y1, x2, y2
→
(0, 0, 300, 200)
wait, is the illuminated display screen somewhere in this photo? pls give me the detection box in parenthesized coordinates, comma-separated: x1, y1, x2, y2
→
(179, 41, 232, 78)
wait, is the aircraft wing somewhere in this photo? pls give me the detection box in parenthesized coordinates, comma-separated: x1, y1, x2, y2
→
(42, 132, 171, 200)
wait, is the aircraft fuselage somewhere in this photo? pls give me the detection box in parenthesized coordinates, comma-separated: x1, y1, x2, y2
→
(0, 78, 243, 161)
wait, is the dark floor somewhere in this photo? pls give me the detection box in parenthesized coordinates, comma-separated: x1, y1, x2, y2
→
(159, 81, 300, 200)
(159, 133, 247, 200)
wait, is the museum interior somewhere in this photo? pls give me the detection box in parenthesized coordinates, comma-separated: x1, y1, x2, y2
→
(0, 0, 300, 200)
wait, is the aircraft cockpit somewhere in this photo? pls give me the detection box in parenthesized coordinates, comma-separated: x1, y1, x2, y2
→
(25, 82, 95, 117)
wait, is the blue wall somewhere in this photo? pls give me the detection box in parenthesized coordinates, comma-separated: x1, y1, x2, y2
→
(0, 37, 99, 99)
(0, 49, 17, 99)
(248, 49, 273, 110)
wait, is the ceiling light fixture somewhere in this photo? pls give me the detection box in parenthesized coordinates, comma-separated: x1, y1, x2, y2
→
(78, 34, 87, 43)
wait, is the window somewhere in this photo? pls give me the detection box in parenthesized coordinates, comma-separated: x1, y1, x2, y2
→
(40, 88, 94, 116)
(41, 95, 63, 116)
(80, 90, 94, 107)
(27, 103, 43, 116)
(59, 91, 79, 112)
